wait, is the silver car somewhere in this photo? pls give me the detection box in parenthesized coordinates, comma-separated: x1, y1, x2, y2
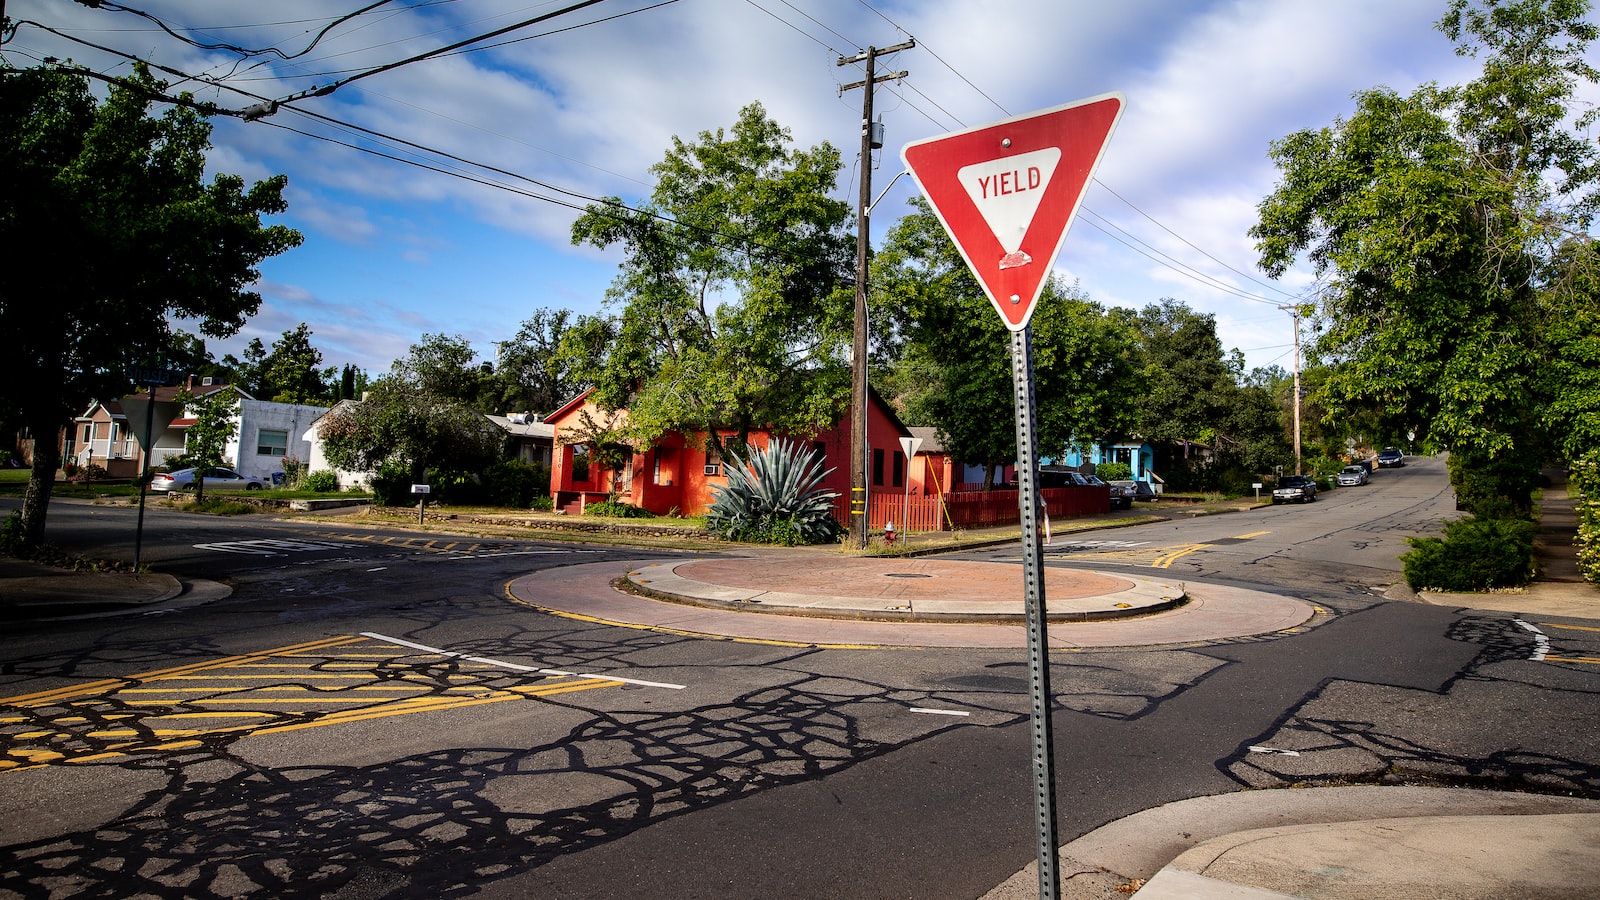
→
(1337, 465, 1369, 486)
(150, 466, 267, 492)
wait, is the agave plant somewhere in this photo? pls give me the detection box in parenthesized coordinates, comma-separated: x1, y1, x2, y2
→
(705, 438, 843, 545)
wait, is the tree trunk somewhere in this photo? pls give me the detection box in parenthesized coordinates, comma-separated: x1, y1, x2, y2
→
(19, 412, 61, 553)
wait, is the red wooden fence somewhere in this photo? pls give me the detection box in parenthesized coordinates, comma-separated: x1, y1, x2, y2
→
(830, 486, 1108, 532)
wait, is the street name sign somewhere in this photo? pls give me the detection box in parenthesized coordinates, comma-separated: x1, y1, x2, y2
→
(901, 93, 1124, 331)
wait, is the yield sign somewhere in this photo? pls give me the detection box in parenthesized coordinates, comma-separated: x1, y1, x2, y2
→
(901, 93, 1124, 331)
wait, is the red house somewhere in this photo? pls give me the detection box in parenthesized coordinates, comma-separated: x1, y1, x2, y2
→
(545, 392, 1110, 531)
(546, 390, 926, 523)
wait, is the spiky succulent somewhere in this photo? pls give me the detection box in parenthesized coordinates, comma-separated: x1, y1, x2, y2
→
(705, 438, 843, 545)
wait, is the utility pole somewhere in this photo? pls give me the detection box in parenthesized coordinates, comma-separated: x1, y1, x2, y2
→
(1281, 303, 1303, 475)
(838, 40, 912, 550)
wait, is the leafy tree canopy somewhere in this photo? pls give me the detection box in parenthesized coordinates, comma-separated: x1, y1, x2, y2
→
(483, 308, 593, 416)
(874, 196, 1142, 485)
(1251, 0, 1600, 490)
(319, 334, 502, 484)
(0, 64, 301, 548)
(568, 102, 855, 452)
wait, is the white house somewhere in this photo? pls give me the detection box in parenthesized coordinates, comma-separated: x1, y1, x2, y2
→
(226, 399, 330, 482)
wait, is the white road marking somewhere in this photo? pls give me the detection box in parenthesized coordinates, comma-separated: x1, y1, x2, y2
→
(909, 707, 971, 717)
(361, 632, 686, 689)
(194, 539, 355, 555)
(1248, 745, 1301, 756)
(1515, 619, 1550, 661)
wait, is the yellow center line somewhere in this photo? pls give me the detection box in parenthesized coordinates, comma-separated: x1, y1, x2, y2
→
(0, 635, 370, 708)
(1, 638, 632, 773)
(1232, 531, 1271, 539)
(1152, 545, 1206, 568)
(1544, 656, 1600, 664)
(1540, 622, 1600, 633)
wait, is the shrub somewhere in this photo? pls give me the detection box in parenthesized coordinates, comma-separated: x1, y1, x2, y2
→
(0, 510, 26, 557)
(1571, 450, 1600, 585)
(528, 495, 554, 511)
(482, 459, 550, 508)
(280, 455, 307, 488)
(302, 470, 338, 493)
(1096, 462, 1132, 482)
(370, 461, 416, 507)
(704, 438, 843, 545)
(583, 498, 654, 518)
(1402, 515, 1537, 592)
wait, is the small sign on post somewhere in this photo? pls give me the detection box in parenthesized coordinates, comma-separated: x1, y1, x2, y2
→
(412, 484, 430, 524)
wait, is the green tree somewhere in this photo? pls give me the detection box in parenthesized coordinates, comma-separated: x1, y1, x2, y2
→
(260, 323, 330, 404)
(317, 336, 503, 491)
(394, 333, 491, 406)
(485, 308, 591, 415)
(568, 102, 855, 453)
(1122, 300, 1237, 467)
(0, 65, 301, 550)
(1251, 0, 1599, 510)
(875, 197, 1141, 487)
(177, 388, 239, 503)
(221, 338, 270, 398)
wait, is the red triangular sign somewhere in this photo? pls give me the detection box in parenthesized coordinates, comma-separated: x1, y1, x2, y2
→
(901, 93, 1124, 331)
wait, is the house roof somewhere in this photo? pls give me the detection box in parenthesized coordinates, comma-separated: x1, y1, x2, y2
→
(544, 389, 595, 425)
(907, 426, 945, 454)
(486, 414, 555, 440)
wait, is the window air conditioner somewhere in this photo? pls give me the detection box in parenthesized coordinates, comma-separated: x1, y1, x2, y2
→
(704, 463, 720, 476)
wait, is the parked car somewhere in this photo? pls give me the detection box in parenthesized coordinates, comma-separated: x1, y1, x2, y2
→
(1086, 474, 1133, 510)
(1273, 474, 1319, 503)
(1111, 479, 1158, 501)
(1337, 465, 1369, 486)
(1376, 447, 1406, 468)
(150, 466, 268, 492)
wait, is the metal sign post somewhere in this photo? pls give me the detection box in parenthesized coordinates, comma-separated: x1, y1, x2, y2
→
(1010, 327, 1059, 897)
(901, 94, 1125, 900)
(412, 484, 431, 524)
(124, 365, 184, 572)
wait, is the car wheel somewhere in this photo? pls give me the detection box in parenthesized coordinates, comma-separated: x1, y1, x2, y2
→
(246, 483, 262, 491)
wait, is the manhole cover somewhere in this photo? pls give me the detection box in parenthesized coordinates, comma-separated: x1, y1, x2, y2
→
(884, 572, 932, 578)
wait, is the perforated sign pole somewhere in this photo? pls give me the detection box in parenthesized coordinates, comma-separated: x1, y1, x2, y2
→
(901, 93, 1124, 900)
(1010, 326, 1059, 897)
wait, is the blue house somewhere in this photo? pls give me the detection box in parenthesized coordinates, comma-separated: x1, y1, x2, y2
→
(1050, 439, 1159, 485)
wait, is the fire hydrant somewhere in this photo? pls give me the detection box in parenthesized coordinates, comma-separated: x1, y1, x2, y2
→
(884, 521, 897, 546)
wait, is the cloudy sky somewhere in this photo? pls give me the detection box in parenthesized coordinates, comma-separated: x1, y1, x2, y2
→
(6, 0, 1526, 386)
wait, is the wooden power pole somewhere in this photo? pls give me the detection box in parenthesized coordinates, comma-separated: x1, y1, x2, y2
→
(838, 40, 912, 550)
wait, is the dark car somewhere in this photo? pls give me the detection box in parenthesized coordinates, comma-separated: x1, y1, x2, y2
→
(1272, 474, 1319, 503)
(1086, 474, 1133, 510)
(1111, 479, 1158, 502)
(1376, 447, 1406, 468)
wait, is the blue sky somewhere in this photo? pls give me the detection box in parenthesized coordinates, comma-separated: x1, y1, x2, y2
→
(9, 0, 1565, 395)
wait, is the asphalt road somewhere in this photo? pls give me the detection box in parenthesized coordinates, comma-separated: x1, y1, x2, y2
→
(1, 460, 1597, 899)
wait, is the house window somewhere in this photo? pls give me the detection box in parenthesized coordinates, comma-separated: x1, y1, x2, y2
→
(570, 444, 590, 483)
(893, 450, 905, 488)
(82, 424, 92, 444)
(257, 429, 289, 457)
(872, 448, 885, 486)
(812, 440, 827, 465)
